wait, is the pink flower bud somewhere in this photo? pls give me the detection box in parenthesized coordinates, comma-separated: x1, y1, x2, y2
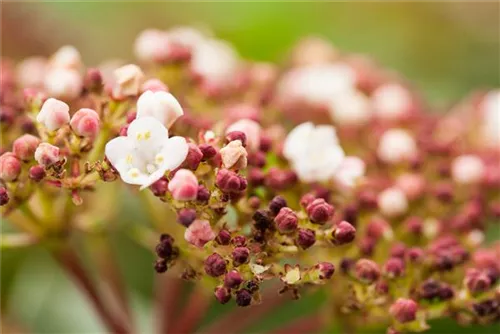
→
(465, 268, 492, 295)
(49, 45, 82, 70)
(214, 286, 231, 304)
(317, 262, 335, 279)
(296, 228, 316, 249)
(205, 253, 227, 277)
(16, 57, 47, 88)
(0, 152, 21, 181)
(29, 165, 46, 182)
(84, 68, 103, 93)
(232, 247, 250, 266)
(389, 298, 418, 323)
(225, 131, 247, 147)
(70, 108, 100, 138)
(377, 187, 408, 217)
(366, 217, 393, 241)
(215, 229, 231, 245)
(37, 98, 70, 131)
(215, 169, 247, 194)
(184, 219, 216, 248)
(168, 169, 198, 201)
(181, 143, 203, 170)
(274, 207, 298, 234)
(141, 79, 168, 93)
(396, 173, 425, 200)
(372, 84, 413, 121)
(451, 155, 485, 185)
(112, 64, 145, 98)
(12, 134, 40, 161)
(199, 144, 217, 161)
(332, 221, 356, 245)
(224, 270, 243, 289)
(384, 257, 405, 278)
(44, 68, 83, 100)
(226, 119, 261, 151)
(196, 185, 210, 203)
(34, 143, 60, 167)
(0, 187, 9, 206)
(225, 104, 261, 123)
(269, 196, 287, 216)
(306, 198, 334, 224)
(355, 259, 381, 284)
(220, 140, 248, 170)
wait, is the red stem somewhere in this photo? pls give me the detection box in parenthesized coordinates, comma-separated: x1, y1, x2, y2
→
(200, 288, 286, 334)
(155, 274, 184, 334)
(270, 313, 323, 334)
(167, 285, 212, 334)
(53, 247, 131, 334)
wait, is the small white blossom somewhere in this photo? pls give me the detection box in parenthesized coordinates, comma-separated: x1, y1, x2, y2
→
(136, 90, 183, 128)
(44, 68, 83, 100)
(480, 90, 500, 147)
(277, 63, 356, 106)
(372, 83, 412, 121)
(451, 154, 485, 185)
(283, 122, 345, 183)
(134, 29, 171, 63)
(168, 26, 207, 51)
(334, 156, 366, 190)
(190, 39, 239, 86)
(377, 128, 417, 164)
(377, 187, 408, 218)
(105, 117, 188, 190)
(49, 45, 82, 70)
(328, 91, 372, 126)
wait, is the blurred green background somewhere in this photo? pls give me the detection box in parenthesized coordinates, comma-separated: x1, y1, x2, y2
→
(1, 2, 499, 333)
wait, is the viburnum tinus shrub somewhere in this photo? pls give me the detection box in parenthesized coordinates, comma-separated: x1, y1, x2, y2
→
(1, 27, 499, 334)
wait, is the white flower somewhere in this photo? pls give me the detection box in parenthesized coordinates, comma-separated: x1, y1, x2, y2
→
(37, 98, 70, 131)
(328, 91, 371, 126)
(49, 45, 82, 70)
(283, 122, 345, 183)
(371, 83, 412, 121)
(113, 64, 145, 97)
(136, 90, 183, 128)
(377, 128, 417, 164)
(451, 154, 485, 185)
(44, 68, 83, 100)
(16, 57, 47, 88)
(105, 117, 188, 190)
(168, 26, 207, 50)
(134, 29, 171, 63)
(377, 187, 408, 218)
(334, 156, 366, 190)
(480, 90, 500, 147)
(190, 39, 239, 86)
(277, 63, 356, 106)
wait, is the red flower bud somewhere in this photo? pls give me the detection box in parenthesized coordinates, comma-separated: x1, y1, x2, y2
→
(0, 187, 9, 206)
(275, 207, 298, 234)
(177, 208, 197, 227)
(225, 131, 247, 147)
(224, 270, 243, 289)
(306, 198, 334, 224)
(215, 229, 231, 246)
(196, 185, 210, 203)
(150, 178, 168, 197)
(384, 257, 405, 278)
(214, 286, 231, 304)
(204, 253, 227, 277)
(182, 143, 203, 170)
(235, 289, 252, 307)
(248, 168, 265, 186)
(29, 165, 46, 182)
(199, 144, 217, 161)
(232, 247, 250, 266)
(355, 259, 380, 284)
(269, 196, 287, 216)
(296, 228, 316, 249)
(317, 262, 335, 279)
(389, 298, 418, 323)
(216, 169, 247, 194)
(332, 221, 356, 245)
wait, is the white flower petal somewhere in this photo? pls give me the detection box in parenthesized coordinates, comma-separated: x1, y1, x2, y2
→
(283, 122, 314, 161)
(104, 136, 135, 168)
(158, 136, 188, 171)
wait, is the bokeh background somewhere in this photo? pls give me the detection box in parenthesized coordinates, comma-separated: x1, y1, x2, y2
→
(1, 2, 499, 333)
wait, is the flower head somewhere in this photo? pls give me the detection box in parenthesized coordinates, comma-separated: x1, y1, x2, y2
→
(283, 122, 345, 182)
(136, 90, 183, 128)
(105, 117, 188, 189)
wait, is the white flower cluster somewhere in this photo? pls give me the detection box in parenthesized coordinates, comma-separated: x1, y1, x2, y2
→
(283, 122, 365, 188)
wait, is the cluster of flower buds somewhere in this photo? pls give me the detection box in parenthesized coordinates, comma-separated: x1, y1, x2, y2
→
(1, 27, 499, 333)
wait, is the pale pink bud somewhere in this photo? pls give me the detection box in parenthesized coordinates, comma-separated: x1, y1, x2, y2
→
(112, 64, 145, 98)
(13, 134, 41, 161)
(451, 155, 485, 185)
(184, 219, 216, 248)
(396, 173, 425, 200)
(49, 45, 82, 70)
(378, 187, 408, 217)
(70, 108, 100, 138)
(377, 129, 417, 164)
(225, 104, 261, 123)
(37, 98, 70, 131)
(44, 68, 83, 100)
(372, 83, 412, 121)
(134, 29, 171, 63)
(220, 140, 248, 170)
(34, 143, 60, 167)
(141, 79, 168, 93)
(0, 152, 21, 181)
(16, 57, 47, 88)
(290, 36, 338, 66)
(168, 169, 198, 201)
(226, 119, 261, 151)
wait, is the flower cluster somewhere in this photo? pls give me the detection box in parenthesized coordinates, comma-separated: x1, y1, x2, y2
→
(1, 27, 499, 333)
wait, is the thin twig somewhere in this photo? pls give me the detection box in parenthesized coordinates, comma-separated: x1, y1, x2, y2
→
(53, 246, 131, 334)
